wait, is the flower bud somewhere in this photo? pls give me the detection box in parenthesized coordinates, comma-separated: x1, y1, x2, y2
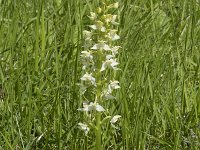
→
(96, 7, 102, 14)
(113, 2, 119, 8)
(107, 2, 119, 9)
(88, 12, 97, 20)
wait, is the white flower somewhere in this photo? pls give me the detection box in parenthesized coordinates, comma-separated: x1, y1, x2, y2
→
(107, 30, 120, 41)
(95, 103, 105, 112)
(78, 123, 90, 135)
(103, 14, 113, 24)
(102, 81, 120, 99)
(111, 15, 119, 25)
(109, 80, 120, 89)
(91, 41, 111, 51)
(110, 115, 121, 129)
(108, 80, 120, 93)
(111, 46, 121, 56)
(89, 21, 106, 32)
(103, 14, 119, 25)
(88, 12, 97, 20)
(104, 93, 116, 100)
(110, 115, 121, 124)
(78, 102, 105, 112)
(100, 55, 119, 71)
(80, 73, 96, 85)
(80, 51, 93, 60)
(83, 30, 92, 40)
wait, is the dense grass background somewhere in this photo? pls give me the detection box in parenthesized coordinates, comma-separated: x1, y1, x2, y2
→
(0, 0, 200, 149)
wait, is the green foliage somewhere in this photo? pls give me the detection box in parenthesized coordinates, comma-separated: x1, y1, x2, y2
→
(0, 0, 200, 149)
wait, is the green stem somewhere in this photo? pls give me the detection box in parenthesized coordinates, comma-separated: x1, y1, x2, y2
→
(95, 49, 103, 150)
(95, 113, 102, 150)
(95, 72, 103, 149)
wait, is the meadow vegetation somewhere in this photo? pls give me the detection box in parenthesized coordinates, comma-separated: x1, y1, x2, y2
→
(0, 0, 200, 149)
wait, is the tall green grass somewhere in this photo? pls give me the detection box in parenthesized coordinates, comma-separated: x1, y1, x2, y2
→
(0, 0, 200, 149)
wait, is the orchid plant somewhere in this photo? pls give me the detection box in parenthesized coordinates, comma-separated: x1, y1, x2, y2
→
(78, 1, 121, 149)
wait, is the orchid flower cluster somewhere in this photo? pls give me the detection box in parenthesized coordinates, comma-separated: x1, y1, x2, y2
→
(78, 1, 121, 138)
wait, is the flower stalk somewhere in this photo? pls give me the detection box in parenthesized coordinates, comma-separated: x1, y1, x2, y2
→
(78, 1, 121, 149)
